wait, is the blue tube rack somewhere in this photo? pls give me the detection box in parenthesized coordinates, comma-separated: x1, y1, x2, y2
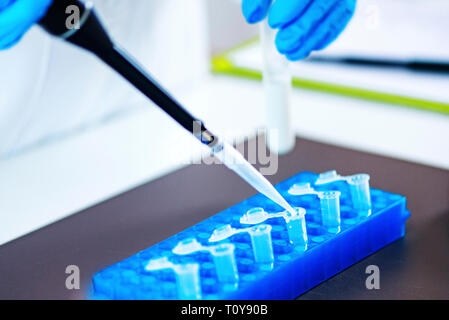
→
(91, 171, 410, 300)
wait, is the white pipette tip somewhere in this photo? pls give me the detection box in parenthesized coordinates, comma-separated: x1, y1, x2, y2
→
(274, 194, 296, 216)
(267, 188, 296, 216)
(213, 142, 295, 216)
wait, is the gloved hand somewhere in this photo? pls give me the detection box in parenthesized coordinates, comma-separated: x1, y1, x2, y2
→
(0, 0, 52, 49)
(242, 0, 356, 61)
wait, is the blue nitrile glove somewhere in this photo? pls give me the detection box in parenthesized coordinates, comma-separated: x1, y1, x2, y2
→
(0, 0, 53, 49)
(242, 0, 356, 61)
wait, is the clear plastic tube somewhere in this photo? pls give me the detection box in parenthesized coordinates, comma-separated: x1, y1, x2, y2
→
(318, 191, 341, 228)
(211, 244, 239, 283)
(175, 264, 201, 300)
(209, 224, 274, 264)
(315, 171, 372, 211)
(285, 208, 308, 245)
(260, 18, 295, 155)
(145, 258, 202, 300)
(240, 207, 308, 246)
(347, 174, 371, 210)
(288, 182, 342, 228)
(172, 238, 238, 284)
(249, 225, 274, 263)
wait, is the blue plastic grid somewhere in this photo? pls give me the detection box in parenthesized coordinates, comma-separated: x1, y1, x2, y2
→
(91, 171, 410, 300)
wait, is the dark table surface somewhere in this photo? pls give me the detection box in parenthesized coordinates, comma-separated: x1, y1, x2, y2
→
(1, 136, 448, 300)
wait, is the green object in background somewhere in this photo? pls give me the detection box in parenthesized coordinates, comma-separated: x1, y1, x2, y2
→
(211, 41, 449, 116)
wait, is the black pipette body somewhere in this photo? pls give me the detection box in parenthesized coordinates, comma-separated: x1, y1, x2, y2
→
(39, 0, 216, 146)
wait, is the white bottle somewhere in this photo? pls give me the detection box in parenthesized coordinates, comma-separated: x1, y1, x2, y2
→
(260, 19, 295, 155)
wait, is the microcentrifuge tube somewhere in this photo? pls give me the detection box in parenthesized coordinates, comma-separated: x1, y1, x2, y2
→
(285, 207, 308, 246)
(175, 263, 201, 300)
(241, 207, 308, 246)
(318, 191, 341, 228)
(173, 238, 239, 284)
(210, 244, 239, 283)
(248, 225, 274, 263)
(347, 174, 371, 210)
(145, 258, 202, 300)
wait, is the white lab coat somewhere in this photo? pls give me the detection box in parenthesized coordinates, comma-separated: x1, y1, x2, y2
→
(0, 0, 209, 158)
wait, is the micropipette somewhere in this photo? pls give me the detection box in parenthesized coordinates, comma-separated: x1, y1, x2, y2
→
(38, 0, 296, 215)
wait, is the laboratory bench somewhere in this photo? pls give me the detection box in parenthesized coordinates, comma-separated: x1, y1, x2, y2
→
(1, 135, 448, 300)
